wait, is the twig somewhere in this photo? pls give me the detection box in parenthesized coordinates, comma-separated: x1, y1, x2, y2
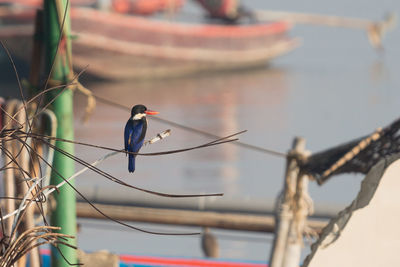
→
(11, 177, 45, 233)
(144, 129, 171, 145)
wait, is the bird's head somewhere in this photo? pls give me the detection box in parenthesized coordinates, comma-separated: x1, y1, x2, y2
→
(131, 104, 159, 120)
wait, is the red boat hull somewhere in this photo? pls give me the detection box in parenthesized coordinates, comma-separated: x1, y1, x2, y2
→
(0, 6, 299, 79)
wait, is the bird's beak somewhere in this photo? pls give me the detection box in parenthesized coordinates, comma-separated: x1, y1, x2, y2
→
(145, 110, 159, 115)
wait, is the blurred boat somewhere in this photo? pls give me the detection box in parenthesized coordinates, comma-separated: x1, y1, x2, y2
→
(0, 2, 299, 80)
(0, 0, 185, 15)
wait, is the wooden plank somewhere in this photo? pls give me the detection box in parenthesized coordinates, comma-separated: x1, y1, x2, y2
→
(74, 202, 326, 233)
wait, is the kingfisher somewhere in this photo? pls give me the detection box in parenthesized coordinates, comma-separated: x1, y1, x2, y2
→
(124, 104, 159, 173)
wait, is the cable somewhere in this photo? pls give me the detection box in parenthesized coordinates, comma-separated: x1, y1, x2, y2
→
(78, 220, 274, 243)
(91, 93, 287, 158)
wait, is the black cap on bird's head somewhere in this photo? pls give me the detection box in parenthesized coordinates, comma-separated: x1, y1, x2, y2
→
(131, 104, 159, 119)
(131, 104, 147, 116)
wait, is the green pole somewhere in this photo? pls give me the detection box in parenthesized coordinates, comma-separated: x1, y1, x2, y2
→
(43, 1, 77, 266)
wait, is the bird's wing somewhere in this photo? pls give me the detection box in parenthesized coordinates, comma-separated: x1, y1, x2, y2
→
(130, 120, 145, 153)
(124, 120, 133, 152)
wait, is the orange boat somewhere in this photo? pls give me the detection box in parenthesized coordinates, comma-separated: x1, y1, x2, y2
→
(0, 3, 299, 80)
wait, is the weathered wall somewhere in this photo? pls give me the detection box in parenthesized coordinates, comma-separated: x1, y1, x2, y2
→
(303, 154, 400, 267)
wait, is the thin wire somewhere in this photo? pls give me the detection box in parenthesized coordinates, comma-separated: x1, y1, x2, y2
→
(0, 145, 201, 236)
(22, 130, 242, 157)
(10, 131, 227, 198)
(91, 93, 288, 158)
(78, 220, 273, 243)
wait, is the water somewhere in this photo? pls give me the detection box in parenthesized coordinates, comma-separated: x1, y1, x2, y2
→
(2, 0, 400, 263)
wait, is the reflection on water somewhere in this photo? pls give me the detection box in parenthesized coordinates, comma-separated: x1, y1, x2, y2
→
(183, 90, 241, 195)
(369, 59, 390, 84)
(74, 67, 290, 198)
(72, 68, 292, 261)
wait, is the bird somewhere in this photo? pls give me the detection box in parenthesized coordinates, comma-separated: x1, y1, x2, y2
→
(124, 104, 159, 173)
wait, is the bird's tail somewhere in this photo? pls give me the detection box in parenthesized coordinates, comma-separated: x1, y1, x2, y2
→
(128, 154, 135, 173)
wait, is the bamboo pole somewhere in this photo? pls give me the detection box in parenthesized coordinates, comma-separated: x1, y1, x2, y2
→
(71, 202, 326, 233)
(14, 102, 40, 267)
(255, 10, 397, 49)
(269, 137, 306, 267)
(73, 187, 340, 218)
(282, 174, 311, 267)
(5, 13, 39, 261)
(3, 100, 19, 238)
(255, 10, 395, 29)
(43, 0, 77, 266)
(26, 13, 45, 267)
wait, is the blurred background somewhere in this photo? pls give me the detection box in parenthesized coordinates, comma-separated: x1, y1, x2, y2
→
(1, 0, 399, 264)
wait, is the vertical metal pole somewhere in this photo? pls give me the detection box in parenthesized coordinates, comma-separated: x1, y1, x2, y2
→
(43, 1, 77, 266)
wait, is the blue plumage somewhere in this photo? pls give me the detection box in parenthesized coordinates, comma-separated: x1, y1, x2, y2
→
(124, 104, 158, 173)
(124, 119, 145, 172)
